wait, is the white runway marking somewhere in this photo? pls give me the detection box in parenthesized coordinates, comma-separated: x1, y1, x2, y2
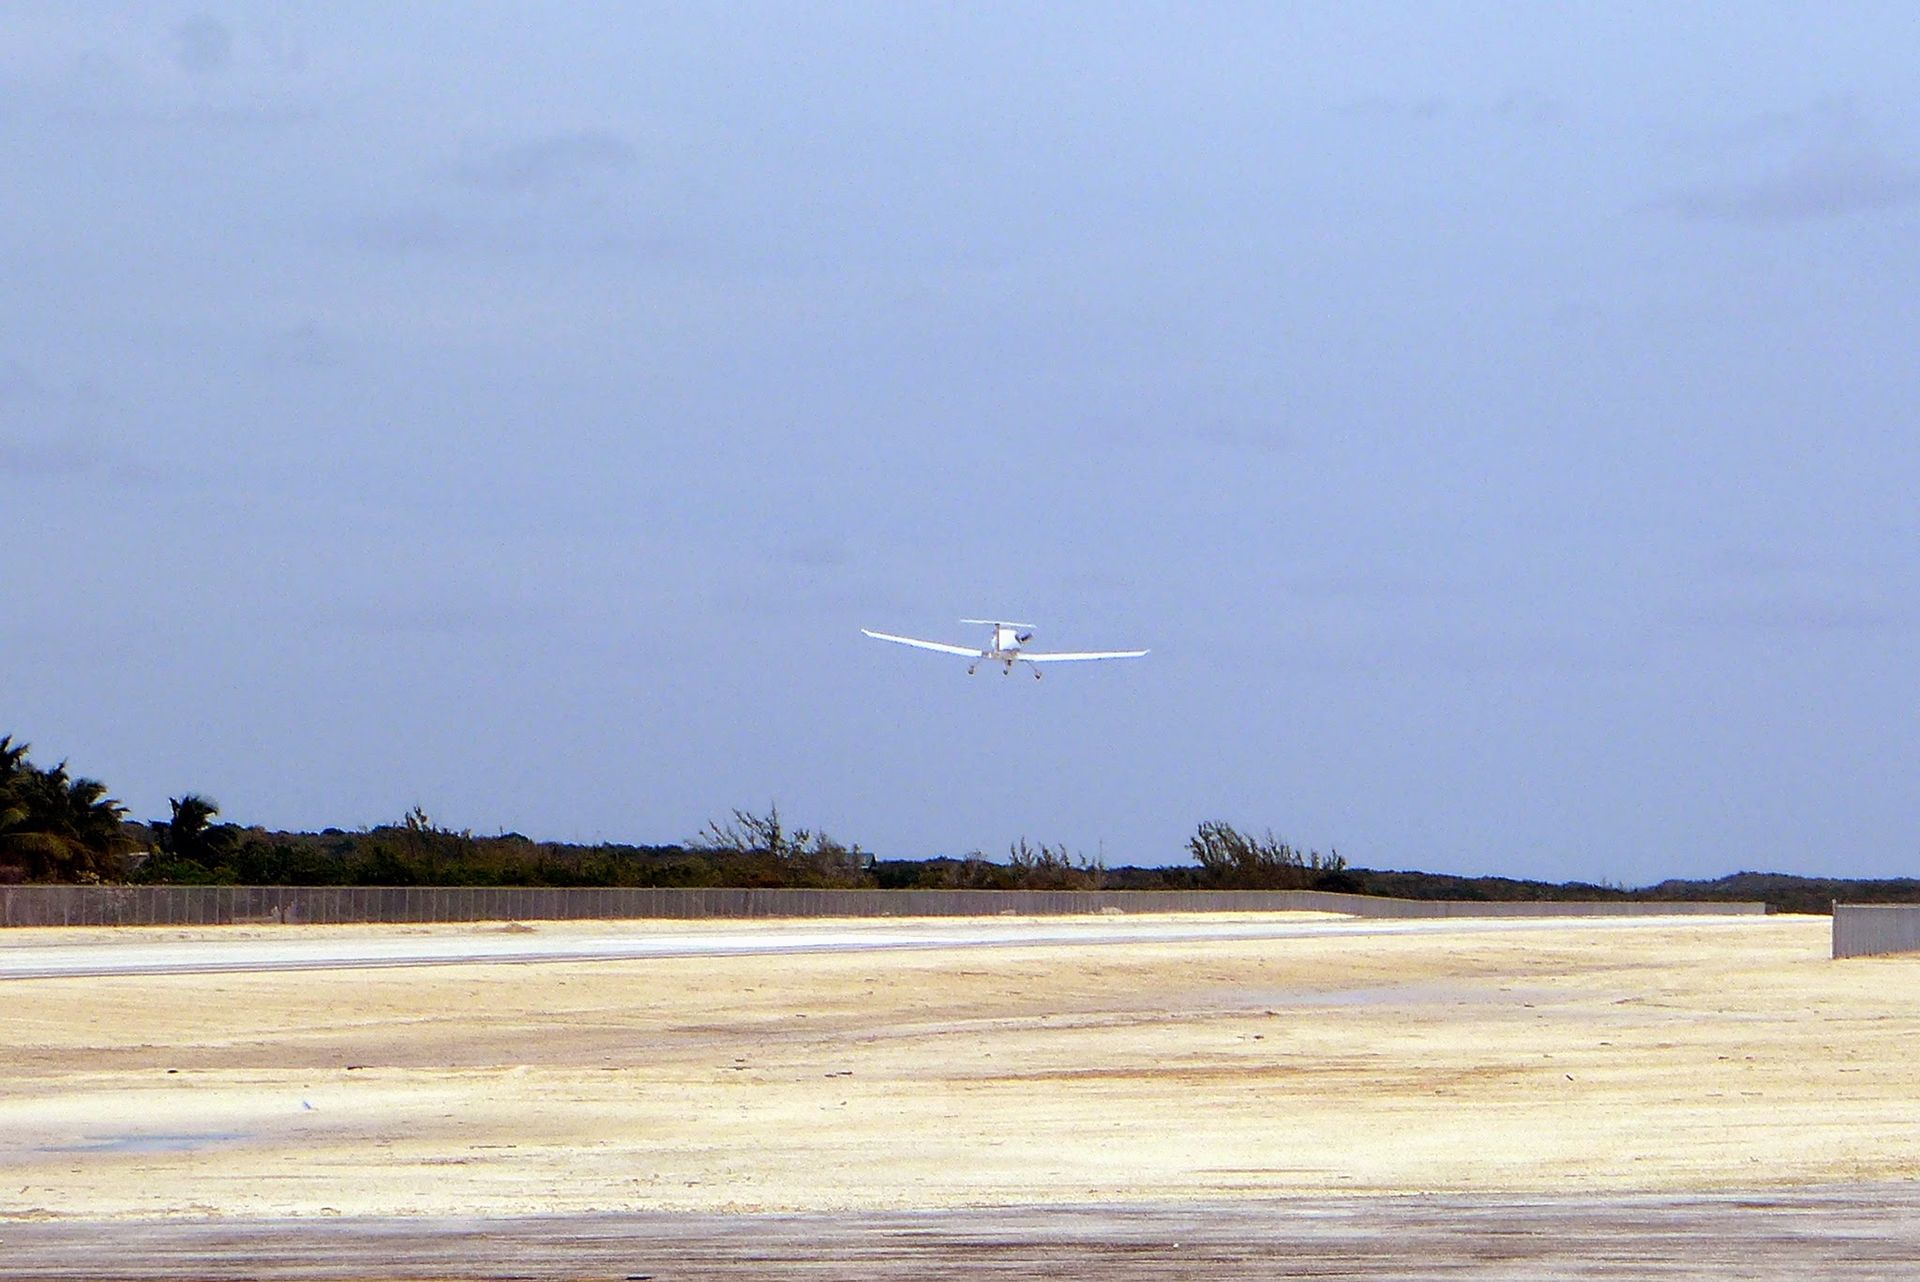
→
(0, 914, 1774, 981)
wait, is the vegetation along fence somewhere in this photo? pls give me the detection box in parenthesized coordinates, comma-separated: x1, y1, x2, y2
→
(0, 885, 1767, 928)
(1832, 904, 1920, 959)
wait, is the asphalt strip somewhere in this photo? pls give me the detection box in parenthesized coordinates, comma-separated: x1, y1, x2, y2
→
(0, 914, 1774, 981)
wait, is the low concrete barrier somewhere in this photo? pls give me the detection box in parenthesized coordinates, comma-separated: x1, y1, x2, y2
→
(0, 884, 1767, 928)
(1832, 904, 1920, 959)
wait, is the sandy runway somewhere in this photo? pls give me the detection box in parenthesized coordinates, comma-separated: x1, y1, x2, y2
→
(7, 1188, 1920, 1281)
(2, 913, 1915, 1224)
(0, 910, 1763, 979)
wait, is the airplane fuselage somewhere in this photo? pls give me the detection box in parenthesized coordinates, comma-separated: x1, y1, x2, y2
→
(967, 623, 1039, 675)
(970, 645, 1027, 675)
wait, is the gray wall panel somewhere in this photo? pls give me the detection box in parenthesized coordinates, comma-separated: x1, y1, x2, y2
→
(0, 884, 1768, 927)
(1833, 904, 1920, 959)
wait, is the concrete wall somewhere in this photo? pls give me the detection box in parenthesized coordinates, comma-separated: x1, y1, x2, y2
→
(0, 884, 1765, 928)
(1832, 904, 1920, 958)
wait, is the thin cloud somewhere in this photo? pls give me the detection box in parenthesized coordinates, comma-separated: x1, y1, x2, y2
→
(714, 580, 874, 620)
(346, 209, 451, 253)
(254, 321, 345, 370)
(12, 35, 316, 132)
(340, 203, 658, 259)
(172, 16, 234, 76)
(1190, 421, 1288, 453)
(1273, 564, 1464, 607)
(0, 361, 47, 404)
(1337, 93, 1449, 122)
(343, 130, 649, 257)
(1669, 106, 1920, 222)
(1100, 415, 1289, 453)
(447, 130, 638, 194)
(1490, 89, 1568, 126)
(326, 591, 531, 637)
(0, 371, 111, 478)
(0, 439, 161, 484)
(0, 436, 97, 477)
(1335, 91, 1569, 126)
(1680, 538, 1918, 633)
(1684, 597, 1915, 634)
(781, 537, 850, 570)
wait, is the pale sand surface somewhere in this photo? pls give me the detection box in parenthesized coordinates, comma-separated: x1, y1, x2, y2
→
(2, 913, 1914, 1221)
(0, 911, 1356, 946)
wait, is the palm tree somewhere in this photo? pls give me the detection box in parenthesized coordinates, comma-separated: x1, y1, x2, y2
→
(0, 736, 134, 881)
(0, 736, 31, 843)
(159, 794, 226, 863)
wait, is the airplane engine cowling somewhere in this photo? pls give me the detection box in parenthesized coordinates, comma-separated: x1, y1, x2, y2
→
(1016, 631, 1033, 645)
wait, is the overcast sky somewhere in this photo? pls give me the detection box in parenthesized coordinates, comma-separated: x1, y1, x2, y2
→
(6, 4, 1918, 881)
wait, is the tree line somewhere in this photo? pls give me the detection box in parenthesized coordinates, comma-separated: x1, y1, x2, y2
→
(5, 732, 1908, 911)
(0, 733, 1349, 892)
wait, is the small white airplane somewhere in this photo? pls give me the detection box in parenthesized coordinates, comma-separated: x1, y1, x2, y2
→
(862, 619, 1149, 678)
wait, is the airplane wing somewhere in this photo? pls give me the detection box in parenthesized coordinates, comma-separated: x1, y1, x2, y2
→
(1021, 649, 1150, 663)
(861, 628, 984, 658)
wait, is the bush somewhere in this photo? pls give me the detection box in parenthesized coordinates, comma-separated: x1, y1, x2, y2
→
(1187, 820, 1345, 889)
(690, 805, 873, 888)
(1005, 838, 1105, 890)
